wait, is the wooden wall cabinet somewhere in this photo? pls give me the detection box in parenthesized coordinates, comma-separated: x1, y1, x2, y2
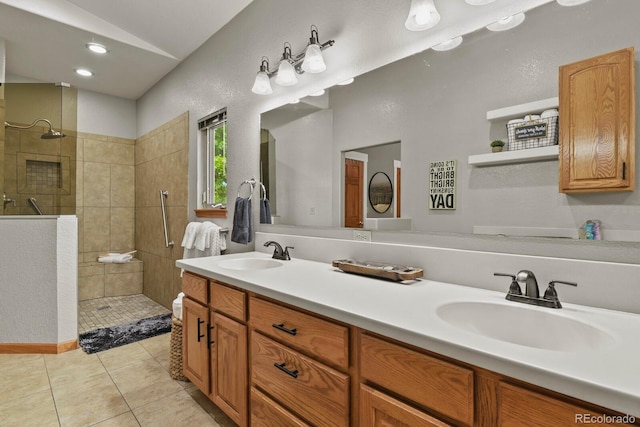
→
(559, 47, 636, 193)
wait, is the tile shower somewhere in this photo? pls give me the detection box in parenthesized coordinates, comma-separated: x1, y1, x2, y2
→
(3, 84, 190, 316)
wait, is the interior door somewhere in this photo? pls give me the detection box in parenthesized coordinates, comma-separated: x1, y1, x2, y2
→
(344, 158, 363, 228)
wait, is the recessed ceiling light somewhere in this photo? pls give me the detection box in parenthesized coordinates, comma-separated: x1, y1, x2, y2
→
(309, 89, 325, 96)
(432, 36, 463, 51)
(75, 68, 94, 77)
(486, 12, 525, 31)
(86, 43, 108, 54)
(337, 78, 355, 86)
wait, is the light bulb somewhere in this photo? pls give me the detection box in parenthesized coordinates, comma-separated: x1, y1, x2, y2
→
(275, 60, 298, 86)
(405, 0, 440, 31)
(251, 71, 273, 95)
(301, 44, 326, 73)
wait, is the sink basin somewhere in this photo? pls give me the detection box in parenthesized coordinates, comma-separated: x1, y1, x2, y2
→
(436, 301, 615, 352)
(218, 258, 283, 271)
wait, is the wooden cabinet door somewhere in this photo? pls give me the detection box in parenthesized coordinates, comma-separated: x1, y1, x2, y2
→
(559, 47, 635, 193)
(182, 297, 210, 394)
(210, 312, 247, 427)
(360, 384, 452, 427)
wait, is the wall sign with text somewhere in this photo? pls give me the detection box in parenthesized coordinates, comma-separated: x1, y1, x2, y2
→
(429, 159, 456, 210)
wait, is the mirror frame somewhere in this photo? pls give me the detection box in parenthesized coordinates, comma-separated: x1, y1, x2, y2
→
(368, 171, 393, 214)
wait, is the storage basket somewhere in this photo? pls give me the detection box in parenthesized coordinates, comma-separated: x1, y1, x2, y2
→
(507, 116, 558, 151)
(169, 315, 188, 381)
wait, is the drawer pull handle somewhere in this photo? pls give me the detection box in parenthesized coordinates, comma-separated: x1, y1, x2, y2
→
(272, 323, 297, 335)
(197, 318, 205, 342)
(274, 362, 298, 379)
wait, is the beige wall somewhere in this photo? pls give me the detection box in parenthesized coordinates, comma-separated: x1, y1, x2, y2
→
(135, 112, 189, 309)
(0, 99, 4, 211)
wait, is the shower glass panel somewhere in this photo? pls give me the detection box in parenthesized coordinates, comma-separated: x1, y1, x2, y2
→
(1, 83, 77, 215)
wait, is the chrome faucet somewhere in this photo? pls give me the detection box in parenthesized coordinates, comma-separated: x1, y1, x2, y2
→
(3, 193, 16, 208)
(494, 271, 577, 309)
(264, 241, 294, 260)
(516, 270, 539, 298)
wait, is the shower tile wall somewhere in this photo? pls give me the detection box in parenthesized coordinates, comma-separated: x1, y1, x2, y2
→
(135, 112, 189, 309)
(2, 125, 77, 215)
(77, 132, 139, 300)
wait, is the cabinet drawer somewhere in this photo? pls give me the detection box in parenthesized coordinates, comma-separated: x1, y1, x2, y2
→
(210, 280, 246, 321)
(251, 387, 310, 427)
(360, 333, 474, 426)
(182, 272, 208, 304)
(250, 296, 349, 369)
(251, 332, 350, 427)
(497, 382, 616, 427)
(360, 384, 452, 427)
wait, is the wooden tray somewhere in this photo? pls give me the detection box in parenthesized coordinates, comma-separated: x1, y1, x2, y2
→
(332, 259, 423, 282)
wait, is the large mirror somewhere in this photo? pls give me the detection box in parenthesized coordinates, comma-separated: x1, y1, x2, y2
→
(259, 1, 640, 247)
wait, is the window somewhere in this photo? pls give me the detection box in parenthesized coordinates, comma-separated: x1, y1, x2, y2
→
(198, 108, 227, 210)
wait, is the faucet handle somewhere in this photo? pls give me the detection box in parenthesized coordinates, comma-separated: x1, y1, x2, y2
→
(283, 246, 294, 260)
(544, 280, 578, 302)
(494, 272, 522, 296)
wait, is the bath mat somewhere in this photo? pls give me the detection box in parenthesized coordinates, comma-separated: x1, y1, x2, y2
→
(79, 313, 172, 354)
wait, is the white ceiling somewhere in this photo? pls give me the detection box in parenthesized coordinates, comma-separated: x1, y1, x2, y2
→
(0, 0, 253, 99)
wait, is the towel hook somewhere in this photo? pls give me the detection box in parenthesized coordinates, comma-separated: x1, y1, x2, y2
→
(237, 178, 256, 200)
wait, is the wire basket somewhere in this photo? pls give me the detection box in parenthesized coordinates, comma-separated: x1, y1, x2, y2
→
(507, 116, 558, 151)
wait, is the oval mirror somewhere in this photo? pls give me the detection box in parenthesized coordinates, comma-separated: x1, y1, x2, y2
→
(369, 172, 393, 214)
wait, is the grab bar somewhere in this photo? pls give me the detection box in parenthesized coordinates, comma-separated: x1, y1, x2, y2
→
(28, 197, 43, 215)
(159, 190, 174, 248)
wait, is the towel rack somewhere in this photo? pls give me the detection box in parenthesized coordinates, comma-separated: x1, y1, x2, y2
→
(160, 190, 174, 248)
(237, 178, 256, 200)
(259, 182, 267, 199)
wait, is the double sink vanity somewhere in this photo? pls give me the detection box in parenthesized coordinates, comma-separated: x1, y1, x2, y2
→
(177, 250, 640, 426)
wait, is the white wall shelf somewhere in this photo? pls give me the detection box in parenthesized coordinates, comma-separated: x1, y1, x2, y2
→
(486, 97, 559, 121)
(468, 145, 559, 167)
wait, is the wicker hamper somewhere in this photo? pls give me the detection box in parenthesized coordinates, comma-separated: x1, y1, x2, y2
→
(169, 315, 188, 381)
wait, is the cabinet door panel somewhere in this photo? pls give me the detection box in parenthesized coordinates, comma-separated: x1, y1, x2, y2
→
(559, 47, 635, 192)
(210, 312, 247, 427)
(182, 297, 210, 394)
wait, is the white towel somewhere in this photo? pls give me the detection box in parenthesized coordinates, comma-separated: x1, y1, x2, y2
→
(196, 221, 222, 256)
(98, 253, 133, 263)
(181, 222, 201, 249)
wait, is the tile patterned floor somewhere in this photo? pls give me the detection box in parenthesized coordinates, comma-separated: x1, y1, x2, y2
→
(0, 334, 237, 427)
(78, 294, 171, 334)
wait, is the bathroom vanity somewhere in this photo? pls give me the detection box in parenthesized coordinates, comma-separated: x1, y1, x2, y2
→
(177, 252, 640, 426)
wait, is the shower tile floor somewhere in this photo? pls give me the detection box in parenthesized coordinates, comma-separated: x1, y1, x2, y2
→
(78, 294, 171, 334)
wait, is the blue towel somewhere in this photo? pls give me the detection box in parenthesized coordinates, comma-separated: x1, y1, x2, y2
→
(259, 197, 272, 224)
(231, 197, 253, 244)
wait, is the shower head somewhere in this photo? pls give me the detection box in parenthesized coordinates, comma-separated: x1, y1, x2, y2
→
(4, 119, 66, 139)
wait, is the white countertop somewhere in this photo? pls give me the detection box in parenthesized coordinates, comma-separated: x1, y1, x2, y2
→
(177, 252, 640, 417)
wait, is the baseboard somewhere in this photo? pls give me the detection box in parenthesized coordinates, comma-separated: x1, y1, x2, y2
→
(0, 339, 78, 354)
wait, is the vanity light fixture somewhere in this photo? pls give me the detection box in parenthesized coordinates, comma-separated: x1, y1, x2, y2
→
(486, 12, 525, 31)
(432, 36, 463, 51)
(251, 25, 335, 95)
(75, 68, 94, 77)
(405, 0, 441, 32)
(556, 0, 591, 5)
(275, 43, 298, 86)
(86, 42, 108, 54)
(251, 57, 273, 95)
(465, 0, 496, 5)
